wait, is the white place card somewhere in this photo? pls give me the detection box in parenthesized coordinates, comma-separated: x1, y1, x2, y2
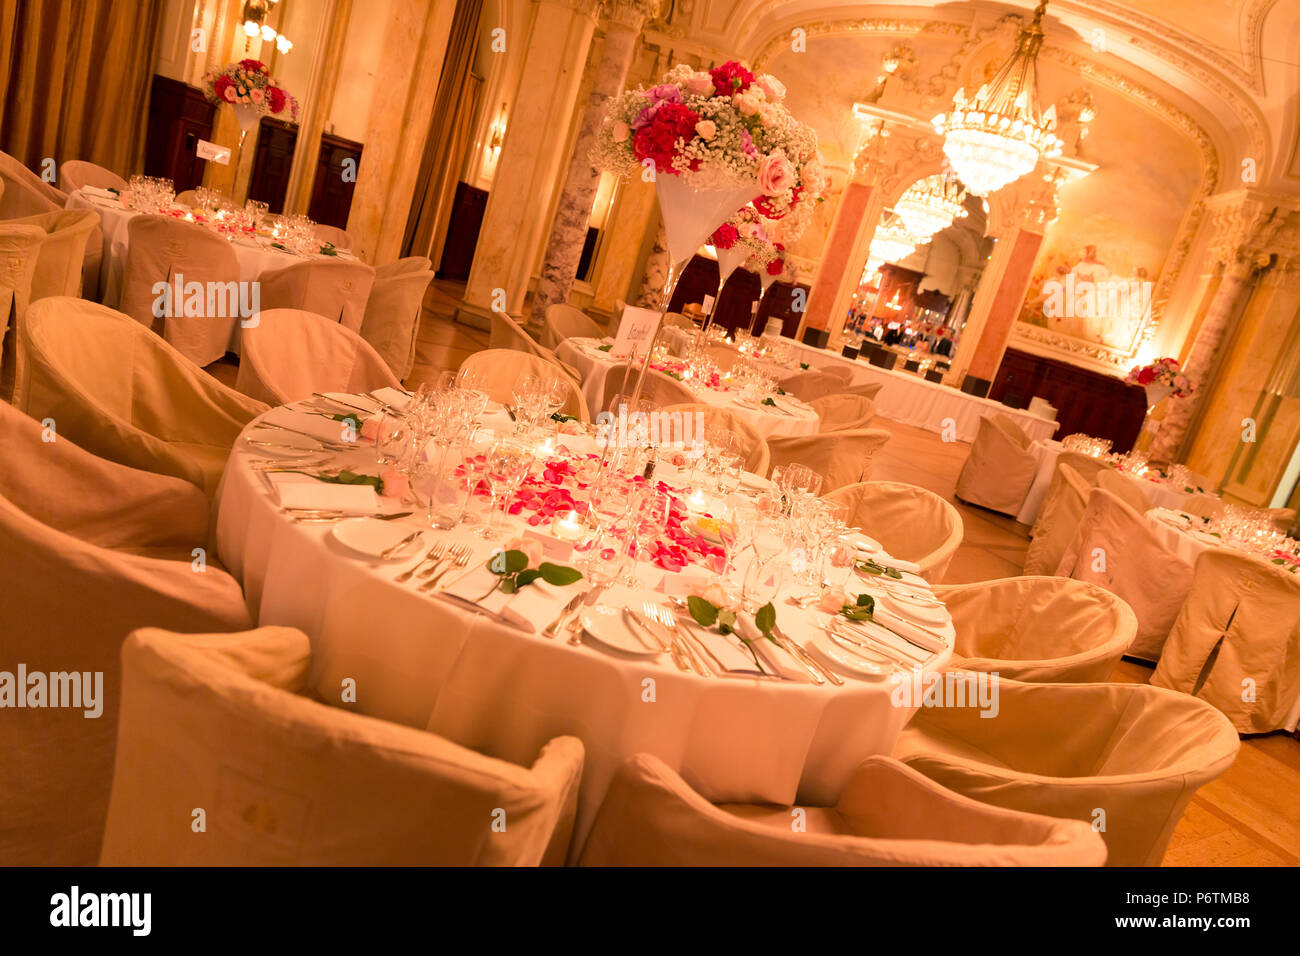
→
(610, 306, 662, 360)
(197, 140, 232, 165)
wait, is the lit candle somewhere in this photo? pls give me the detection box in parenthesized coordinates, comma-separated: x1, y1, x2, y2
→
(551, 511, 584, 542)
(686, 489, 708, 512)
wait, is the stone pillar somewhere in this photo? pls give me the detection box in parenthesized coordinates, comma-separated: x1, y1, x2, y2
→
(800, 178, 877, 345)
(346, 0, 457, 263)
(964, 228, 1044, 381)
(456, 0, 601, 330)
(527, 0, 657, 329)
(282, 0, 353, 216)
(1149, 257, 1256, 459)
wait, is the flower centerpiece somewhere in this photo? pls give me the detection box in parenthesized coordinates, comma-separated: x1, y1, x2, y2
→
(1125, 357, 1193, 409)
(203, 59, 299, 173)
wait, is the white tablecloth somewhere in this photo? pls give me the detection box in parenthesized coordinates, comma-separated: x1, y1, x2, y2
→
(215, 400, 953, 853)
(786, 340, 1059, 445)
(68, 190, 354, 310)
(555, 337, 820, 441)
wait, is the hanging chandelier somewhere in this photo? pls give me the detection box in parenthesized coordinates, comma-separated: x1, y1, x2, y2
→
(931, 0, 1061, 196)
(863, 210, 919, 280)
(894, 174, 968, 241)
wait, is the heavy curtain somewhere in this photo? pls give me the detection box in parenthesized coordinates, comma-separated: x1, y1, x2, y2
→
(0, 0, 163, 178)
(401, 0, 484, 263)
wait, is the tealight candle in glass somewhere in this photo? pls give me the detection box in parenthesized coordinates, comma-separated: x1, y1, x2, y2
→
(551, 510, 584, 543)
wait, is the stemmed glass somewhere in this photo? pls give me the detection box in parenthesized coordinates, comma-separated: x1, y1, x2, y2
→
(376, 410, 413, 467)
(477, 437, 534, 539)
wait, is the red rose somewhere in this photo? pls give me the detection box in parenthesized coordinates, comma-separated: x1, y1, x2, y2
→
(632, 102, 700, 175)
(766, 258, 784, 277)
(267, 86, 286, 113)
(710, 61, 754, 96)
(752, 195, 786, 219)
(1137, 367, 1156, 385)
(239, 59, 267, 73)
(711, 223, 739, 249)
(212, 75, 232, 101)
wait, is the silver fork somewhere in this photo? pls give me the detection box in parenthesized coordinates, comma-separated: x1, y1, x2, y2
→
(656, 605, 721, 676)
(396, 541, 445, 583)
(643, 602, 705, 675)
(421, 545, 470, 591)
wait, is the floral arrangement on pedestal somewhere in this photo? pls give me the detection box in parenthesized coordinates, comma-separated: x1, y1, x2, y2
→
(1125, 357, 1193, 404)
(203, 59, 299, 123)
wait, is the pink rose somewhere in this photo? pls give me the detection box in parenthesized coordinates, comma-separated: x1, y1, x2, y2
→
(758, 153, 796, 195)
(222, 85, 237, 103)
(559, 419, 584, 435)
(379, 467, 409, 499)
(734, 91, 762, 115)
(689, 580, 728, 608)
(250, 88, 265, 104)
(685, 71, 714, 95)
(754, 74, 786, 101)
(695, 119, 717, 140)
(612, 120, 630, 143)
(504, 536, 544, 567)
(818, 587, 849, 614)
(359, 417, 381, 442)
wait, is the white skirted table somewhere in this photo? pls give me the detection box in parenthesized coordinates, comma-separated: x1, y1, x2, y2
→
(786, 340, 1060, 444)
(67, 189, 359, 310)
(215, 397, 954, 854)
(555, 337, 820, 440)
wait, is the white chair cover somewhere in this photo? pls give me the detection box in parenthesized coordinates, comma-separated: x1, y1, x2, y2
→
(258, 258, 376, 332)
(1152, 549, 1300, 733)
(955, 414, 1039, 516)
(118, 215, 243, 366)
(895, 679, 1240, 866)
(579, 753, 1105, 866)
(0, 150, 66, 218)
(659, 402, 772, 476)
(781, 370, 845, 402)
(313, 223, 351, 250)
(489, 311, 581, 381)
(17, 297, 268, 494)
(808, 392, 875, 432)
(1023, 463, 1091, 575)
(601, 363, 697, 413)
(541, 302, 603, 350)
(767, 427, 892, 492)
(236, 308, 403, 406)
(1056, 487, 1194, 661)
(359, 269, 433, 379)
(1097, 468, 1151, 513)
(374, 256, 432, 281)
(0, 402, 251, 865)
(823, 480, 964, 584)
(457, 348, 590, 422)
(5, 208, 97, 300)
(58, 159, 128, 193)
(934, 576, 1137, 682)
(0, 224, 45, 403)
(819, 365, 854, 382)
(101, 626, 585, 865)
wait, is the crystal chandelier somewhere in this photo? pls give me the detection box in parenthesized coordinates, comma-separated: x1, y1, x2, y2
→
(894, 174, 968, 241)
(931, 0, 1061, 195)
(863, 210, 919, 281)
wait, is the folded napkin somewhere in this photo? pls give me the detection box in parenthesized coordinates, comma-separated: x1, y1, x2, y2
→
(270, 473, 378, 513)
(735, 616, 814, 682)
(871, 604, 948, 652)
(82, 185, 119, 201)
(370, 386, 412, 411)
(262, 407, 359, 444)
(684, 625, 770, 676)
(435, 563, 569, 633)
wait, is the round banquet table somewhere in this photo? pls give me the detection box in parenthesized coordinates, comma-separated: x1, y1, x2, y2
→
(555, 337, 820, 441)
(67, 189, 359, 311)
(215, 397, 954, 854)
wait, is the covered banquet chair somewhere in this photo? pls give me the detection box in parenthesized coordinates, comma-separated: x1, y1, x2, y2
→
(894, 679, 1240, 866)
(457, 348, 590, 422)
(17, 297, 268, 495)
(781, 370, 847, 402)
(489, 310, 581, 381)
(0, 402, 250, 866)
(766, 428, 892, 492)
(57, 159, 128, 194)
(5, 208, 98, 301)
(0, 149, 66, 218)
(823, 481, 963, 584)
(1152, 549, 1300, 733)
(1023, 462, 1091, 575)
(359, 268, 435, 380)
(1096, 468, 1151, 514)
(1056, 449, 1112, 484)
(1056, 487, 1194, 661)
(578, 753, 1105, 866)
(934, 576, 1137, 682)
(541, 302, 604, 350)
(808, 392, 876, 432)
(313, 223, 352, 250)
(659, 402, 772, 476)
(236, 308, 403, 406)
(374, 256, 432, 281)
(0, 223, 45, 402)
(258, 258, 376, 333)
(101, 626, 585, 866)
(602, 363, 697, 413)
(117, 215, 243, 366)
(954, 414, 1039, 516)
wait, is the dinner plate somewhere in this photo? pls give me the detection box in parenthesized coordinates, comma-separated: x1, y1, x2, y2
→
(806, 630, 890, 681)
(865, 588, 951, 628)
(579, 605, 663, 657)
(330, 518, 420, 559)
(738, 472, 773, 492)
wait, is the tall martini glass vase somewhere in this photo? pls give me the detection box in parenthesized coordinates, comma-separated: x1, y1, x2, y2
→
(623, 175, 756, 414)
(754, 268, 781, 335)
(230, 103, 265, 202)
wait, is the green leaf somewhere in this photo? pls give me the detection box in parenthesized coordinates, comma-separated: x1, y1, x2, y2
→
(761, 397, 776, 407)
(515, 568, 543, 588)
(799, 362, 809, 370)
(596, 344, 612, 352)
(331, 413, 363, 431)
(776, 387, 787, 396)
(687, 595, 718, 628)
(754, 602, 775, 637)
(489, 549, 530, 575)
(887, 567, 903, 580)
(538, 563, 582, 586)
(550, 412, 576, 423)
(856, 593, 875, 611)
(841, 605, 873, 621)
(856, 559, 882, 576)
(499, 578, 519, 594)
(319, 245, 339, 256)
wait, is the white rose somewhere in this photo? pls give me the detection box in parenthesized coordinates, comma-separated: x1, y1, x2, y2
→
(755, 74, 786, 101)
(734, 92, 762, 115)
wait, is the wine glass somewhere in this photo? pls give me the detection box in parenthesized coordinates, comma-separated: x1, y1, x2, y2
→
(376, 410, 412, 467)
(478, 437, 534, 539)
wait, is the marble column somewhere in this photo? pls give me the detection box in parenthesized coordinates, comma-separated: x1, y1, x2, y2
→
(527, 0, 657, 329)
(801, 179, 876, 343)
(346, 0, 457, 263)
(964, 228, 1044, 381)
(456, 0, 601, 330)
(282, 0, 353, 216)
(1149, 257, 1256, 460)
